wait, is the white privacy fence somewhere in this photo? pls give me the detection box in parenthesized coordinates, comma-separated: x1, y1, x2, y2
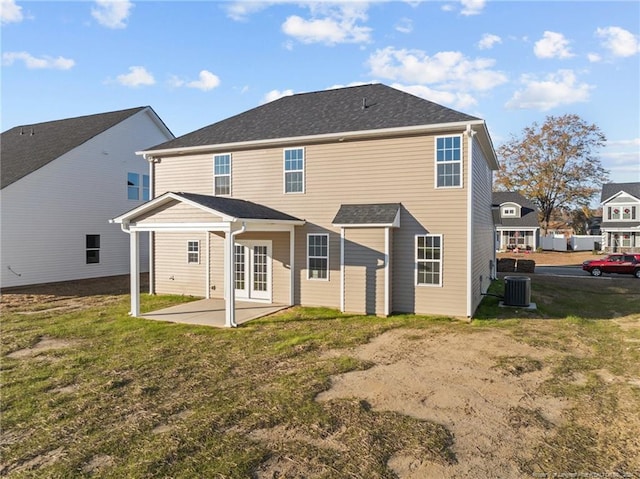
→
(541, 234, 602, 251)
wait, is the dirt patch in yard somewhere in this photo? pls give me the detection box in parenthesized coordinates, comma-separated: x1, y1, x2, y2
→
(317, 328, 568, 478)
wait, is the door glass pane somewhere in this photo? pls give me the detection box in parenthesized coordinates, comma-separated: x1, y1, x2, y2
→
(253, 245, 267, 292)
(234, 245, 245, 290)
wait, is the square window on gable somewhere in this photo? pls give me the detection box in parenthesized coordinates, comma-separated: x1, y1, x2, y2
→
(435, 135, 462, 188)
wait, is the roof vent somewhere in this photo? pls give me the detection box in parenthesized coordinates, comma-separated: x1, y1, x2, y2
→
(362, 98, 367, 109)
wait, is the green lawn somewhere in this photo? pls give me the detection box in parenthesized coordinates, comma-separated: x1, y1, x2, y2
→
(2, 275, 639, 478)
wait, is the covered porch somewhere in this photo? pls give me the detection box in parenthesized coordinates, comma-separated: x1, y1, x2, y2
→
(111, 192, 304, 327)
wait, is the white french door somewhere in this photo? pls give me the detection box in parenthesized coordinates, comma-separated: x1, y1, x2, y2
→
(234, 241, 272, 301)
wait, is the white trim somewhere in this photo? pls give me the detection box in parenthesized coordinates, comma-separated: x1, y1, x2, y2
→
(466, 127, 473, 318)
(290, 226, 295, 306)
(130, 231, 140, 317)
(434, 134, 464, 189)
(138, 120, 487, 157)
(187, 240, 200, 264)
(205, 233, 211, 299)
(307, 233, 329, 281)
(415, 234, 443, 287)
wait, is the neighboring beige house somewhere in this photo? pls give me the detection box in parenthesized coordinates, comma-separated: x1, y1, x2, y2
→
(600, 182, 640, 252)
(112, 84, 499, 325)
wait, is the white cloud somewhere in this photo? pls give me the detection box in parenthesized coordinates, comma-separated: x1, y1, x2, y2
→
(478, 33, 501, 50)
(395, 17, 413, 34)
(116, 66, 155, 87)
(587, 52, 602, 63)
(505, 70, 592, 111)
(2, 51, 75, 70)
(262, 89, 294, 104)
(534, 31, 574, 59)
(367, 47, 507, 92)
(171, 70, 221, 91)
(91, 0, 133, 29)
(601, 138, 640, 182)
(596, 26, 640, 57)
(394, 83, 478, 110)
(282, 3, 372, 45)
(223, 1, 272, 21)
(1, 0, 23, 25)
(460, 0, 486, 16)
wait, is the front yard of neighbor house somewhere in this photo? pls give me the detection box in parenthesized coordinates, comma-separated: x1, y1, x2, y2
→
(1, 262, 639, 478)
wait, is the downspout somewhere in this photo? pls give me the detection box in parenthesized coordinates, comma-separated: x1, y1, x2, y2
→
(145, 154, 160, 295)
(226, 221, 246, 328)
(466, 124, 476, 319)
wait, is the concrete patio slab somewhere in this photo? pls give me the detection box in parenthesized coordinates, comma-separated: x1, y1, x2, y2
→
(142, 298, 288, 327)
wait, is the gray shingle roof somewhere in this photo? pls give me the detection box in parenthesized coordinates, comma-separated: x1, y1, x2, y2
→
(175, 192, 302, 222)
(492, 192, 540, 228)
(149, 83, 480, 151)
(332, 203, 401, 225)
(1, 107, 149, 189)
(600, 182, 640, 202)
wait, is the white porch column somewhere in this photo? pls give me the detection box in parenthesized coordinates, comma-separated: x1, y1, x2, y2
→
(340, 228, 345, 313)
(130, 230, 140, 317)
(224, 230, 236, 328)
(384, 227, 390, 317)
(289, 226, 295, 306)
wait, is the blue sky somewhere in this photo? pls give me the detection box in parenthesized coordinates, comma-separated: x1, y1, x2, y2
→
(2, 0, 639, 183)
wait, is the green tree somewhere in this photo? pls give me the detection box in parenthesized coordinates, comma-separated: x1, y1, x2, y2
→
(495, 114, 609, 234)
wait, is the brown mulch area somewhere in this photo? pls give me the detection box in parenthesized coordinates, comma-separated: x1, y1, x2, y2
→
(497, 250, 600, 266)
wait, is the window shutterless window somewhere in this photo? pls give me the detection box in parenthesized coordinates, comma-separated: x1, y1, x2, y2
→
(187, 240, 200, 264)
(214, 154, 231, 196)
(284, 148, 304, 193)
(435, 136, 462, 188)
(128, 172, 150, 200)
(416, 234, 442, 286)
(307, 234, 328, 280)
(86, 235, 100, 264)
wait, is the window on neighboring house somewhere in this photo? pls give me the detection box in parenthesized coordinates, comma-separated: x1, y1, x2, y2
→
(416, 235, 442, 286)
(502, 207, 517, 217)
(214, 154, 231, 196)
(187, 240, 200, 264)
(284, 148, 304, 193)
(622, 206, 636, 220)
(86, 235, 100, 264)
(435, 136, 462, 188)
(307, 234, 328, 279)
(128, 172, 150, 200)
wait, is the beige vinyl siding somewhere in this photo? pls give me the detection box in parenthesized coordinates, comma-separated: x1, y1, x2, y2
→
(470, 137, 495, 315)
(153, 130, 474, 316)
(343, 228, 386, 316)
(155, 232, 208, 296)
(135, 199, 223, 224)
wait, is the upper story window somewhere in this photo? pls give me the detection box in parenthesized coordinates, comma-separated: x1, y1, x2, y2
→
(284, 148, 304, 193)
(608, 205, 637, 221)
(416, 234, 442, 286)
(128, 173, 150, 201)
(435, 135, 462, 188)
(214, 154, 231, 196)
(501, 206, 518, 217)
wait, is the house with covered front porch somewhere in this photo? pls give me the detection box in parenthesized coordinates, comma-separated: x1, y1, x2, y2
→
(600, 182, 640, 253)
(112, 84, 499, 325)
(492, 192, 540, 251)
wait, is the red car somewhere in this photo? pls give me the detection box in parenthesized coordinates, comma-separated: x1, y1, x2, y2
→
(582, 254, 640, 278)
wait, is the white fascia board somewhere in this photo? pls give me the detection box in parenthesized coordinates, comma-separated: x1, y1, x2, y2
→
(600, 191, 640, 205)
(129, 222, 231, 232)
(137, 120, 486, 158)
(496, 226, 539, 231)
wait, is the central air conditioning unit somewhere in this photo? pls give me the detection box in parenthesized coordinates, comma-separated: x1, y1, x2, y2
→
(503, 276, 531, 307)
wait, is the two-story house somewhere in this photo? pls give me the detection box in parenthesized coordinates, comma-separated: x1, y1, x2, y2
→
(600, 182, 640, 252)
(112, 84, 499, 325)
(492, 192, 540, 251)
(1, 107, 174, 289)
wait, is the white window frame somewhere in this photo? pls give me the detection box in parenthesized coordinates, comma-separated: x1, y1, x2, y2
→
(307, 233, 329, 280)
(434, 135, 463, 189)
(187, 240, 200, 264)
(502, 207, 516, 217)
(415, 234, 443, 287)
(283, 147, 305, 194)
(128, 172, 150, 201)
(213, 153, 232, 196)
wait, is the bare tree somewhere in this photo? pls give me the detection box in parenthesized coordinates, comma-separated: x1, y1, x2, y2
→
(495, 114, 609, 234)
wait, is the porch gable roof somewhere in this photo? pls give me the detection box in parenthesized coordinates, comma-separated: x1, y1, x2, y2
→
(111, 191, 305, 226)
(332, 203, 401, 227)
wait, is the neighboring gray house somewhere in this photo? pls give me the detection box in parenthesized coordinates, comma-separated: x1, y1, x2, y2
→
(113, 84, 499, 324)
(1, 107, 174, 288)
(492, 192, 540, 251)
(600, 182, 640, 252)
